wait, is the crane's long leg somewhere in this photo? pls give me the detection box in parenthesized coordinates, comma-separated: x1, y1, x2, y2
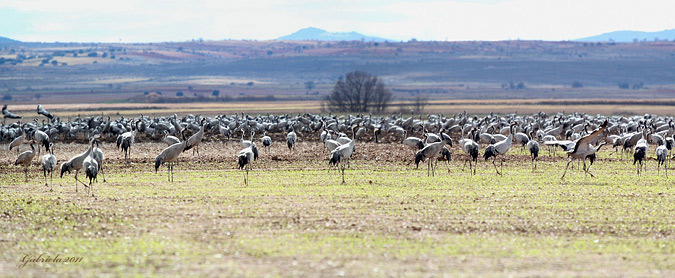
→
(445, 159, 451, 173)
(584, 161, 595, 178)
(75, 170, 89, 191)
(50, 171, 53, 192)
(471, 159, 476, 175)
(167, 162, 171, 182)
(561, 159, 573, 179)
(24, 167, 28, 183)
(492, 157, 501, 176)
(430, 158, 435, 177)
(100, 163, 106, 182)
(44, 169, 48, 186)
(341, 163, 346, 184)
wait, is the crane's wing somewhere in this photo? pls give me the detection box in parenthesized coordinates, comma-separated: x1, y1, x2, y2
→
(573, 120, 608, 154)
(544, 140, 574, 146)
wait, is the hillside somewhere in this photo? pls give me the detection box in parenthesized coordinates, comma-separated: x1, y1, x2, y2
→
(0, 39, 674, 105)
(277, 27, 388, 42)
(0, 36, 20, 43)
(577, 29, 675, 42)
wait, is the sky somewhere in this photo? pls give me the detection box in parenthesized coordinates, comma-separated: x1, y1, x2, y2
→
(0, 0, 673, 43)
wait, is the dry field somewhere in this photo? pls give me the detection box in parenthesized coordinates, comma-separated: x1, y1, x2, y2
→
(4, 99, 675, 119)
(1, 134, 674, 277)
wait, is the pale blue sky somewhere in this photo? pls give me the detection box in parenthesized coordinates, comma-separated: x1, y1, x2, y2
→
(0, 0, 673, 42)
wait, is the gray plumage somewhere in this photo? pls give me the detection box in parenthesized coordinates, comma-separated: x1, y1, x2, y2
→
(237, 145, 258, 185)
(82, 152, 99, 197)
(561, 120, 608, 179)
(3, 104, 21, 119)
(156, 129, 188, 182)
(287, 128, 297, 151)
(37, 104, 54, 120)
(61, 139, 95, 193)
(656, 145, 668, 175)
(261, 131, 272, 151)
(329, 126, 357, 183)
(41, 143, 57, 189)
(184, 119, 206, 157)
(15, 141, 37, 183)
(163, 130, 180, 146)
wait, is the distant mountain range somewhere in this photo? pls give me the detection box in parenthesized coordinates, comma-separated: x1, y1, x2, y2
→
(0, 36, 20, 43)
(576, 29, 675, 42)
(277, 27, 388, 42)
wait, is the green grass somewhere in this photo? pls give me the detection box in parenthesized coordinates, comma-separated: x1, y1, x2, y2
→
(1, 146, 675, 277)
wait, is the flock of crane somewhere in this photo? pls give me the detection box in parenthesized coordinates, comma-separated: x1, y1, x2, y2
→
(2, 104, 674, 197)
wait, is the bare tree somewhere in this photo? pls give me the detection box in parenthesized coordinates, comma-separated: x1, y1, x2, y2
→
(324, 70, 392, 113)
(412, 94, 429, 114)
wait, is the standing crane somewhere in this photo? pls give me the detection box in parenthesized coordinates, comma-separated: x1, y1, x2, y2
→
(633, 138, 648, 176)
(9, 125, 25, 153)
(286, 127, 297, 152)
(184, 119, 206, 158)
(329, 126, 357, 183)
(41, 143, 57, 190)
(92, 140, 106, 182)
(61, 138, 96, 192)
(414, 133, 453, 177)
(240, 129, 253, 148)
(155, 129, 188, 182)
(15, 140, 37, 183)
(459, 128, 479, 175)
(483, 123, 517, 176)
(82, 148, 99, 197)
(237, 144, 258, 185)
(117, 119, 139, 161)
(656, 144, 668, 176)
(560, 120, 608, 179)
(32, 128, 50, 156)
(526, 131, 540, 170)
(261, 131, 272, 152)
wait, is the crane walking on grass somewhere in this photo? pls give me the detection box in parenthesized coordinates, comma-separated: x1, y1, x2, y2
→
(459, 128, 479, 175)
(41, 143, 57, 190)
(117, 119, 139, 161)
(483, 123, 517, 176)
(61, 138, 96, 192)
(83, 147, 99, 197)
(184, 118, 206, 158)
(237, 144, 258, 185)
(329, 126, 357, 183)
(15, 140, 37, 183)
(261, 131, 272, 152)
(526, 131, 540, 170)
(155, 129, 188, 182)
(414, 133, 453, 177)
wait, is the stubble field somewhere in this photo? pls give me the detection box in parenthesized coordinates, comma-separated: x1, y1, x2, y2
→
(1, 137, 674, 277)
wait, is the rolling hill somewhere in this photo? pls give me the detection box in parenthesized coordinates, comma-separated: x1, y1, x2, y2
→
(0, 36, 20, 43)
(576, 29, 675, 42)
(277, 27, 388, 42)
